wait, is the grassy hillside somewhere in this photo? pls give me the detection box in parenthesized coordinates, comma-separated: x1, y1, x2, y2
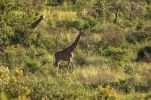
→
(0, 0, 151, 100)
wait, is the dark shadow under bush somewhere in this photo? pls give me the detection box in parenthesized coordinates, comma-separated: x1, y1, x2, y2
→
(137, 46, 151, 62)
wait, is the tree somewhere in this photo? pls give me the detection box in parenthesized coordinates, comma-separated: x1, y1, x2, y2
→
(107, 0, 124, 23)
(91, 0, 109, 24)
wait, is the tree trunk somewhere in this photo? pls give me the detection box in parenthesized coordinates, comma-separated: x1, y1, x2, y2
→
(114, 9, 118, 23)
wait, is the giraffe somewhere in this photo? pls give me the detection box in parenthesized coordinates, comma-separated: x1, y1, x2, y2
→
(54, 30, 85, 68)
(30, 15, 43, 29)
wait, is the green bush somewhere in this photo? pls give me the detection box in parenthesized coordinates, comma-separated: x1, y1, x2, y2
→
(99, 46, 133, 63)
(74, 51, 89, 66)
(144, 93, 151, 100)
(2, 45, 26, 68)
(80, 15, 100, 32)
(75, 54, 87, 66)
(127, 31, 151, 44)
(26, 60, 41, 73)
(0, 22, 14, 49)
(66, 15, 100, 32)
(111, 78, 135, 93)
(47, 0, 64, 6)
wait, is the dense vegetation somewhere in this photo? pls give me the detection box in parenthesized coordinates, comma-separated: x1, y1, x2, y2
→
(0, 0, 151, 99)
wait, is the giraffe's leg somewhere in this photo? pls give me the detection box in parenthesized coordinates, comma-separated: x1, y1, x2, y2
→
(70, 57, 73, 66)
(54, 59, 60, 69)
(70, 57, 75, 71)
(66, 60, 70, 74)
(67, 54, 73, 69)
(67, 57, 73, 70)
(57, 61, 60, 70)
(56, 60, 60, 74)
(71, 54, 75, 64)
(67, 60, 70, 70)
(70, 54, 75, 68)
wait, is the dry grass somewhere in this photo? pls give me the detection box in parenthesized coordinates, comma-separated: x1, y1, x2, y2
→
(55, 10, 77, 21)
(143, 66, 151, 87)
(43, 9, 77, 21)
(72, 66, 125, 86)
(121, 92, 147, 100)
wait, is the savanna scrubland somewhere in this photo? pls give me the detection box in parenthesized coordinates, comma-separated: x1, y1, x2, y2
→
(0, 0, 151, 100)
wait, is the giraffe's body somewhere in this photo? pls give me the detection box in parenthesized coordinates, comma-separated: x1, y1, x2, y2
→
(54, 31, 84, 67)
(30, 15, 43, 29)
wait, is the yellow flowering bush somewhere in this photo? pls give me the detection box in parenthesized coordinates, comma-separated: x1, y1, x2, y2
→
(0, 66, 30, 99)
(0, 66, 9, 91)
(96, 85, 120, 100)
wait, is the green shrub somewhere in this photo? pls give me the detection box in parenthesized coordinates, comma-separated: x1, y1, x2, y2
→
(80, 15, 100, 32)
(11, 26, 32, 46)
(74, 50, 91, 66)
(100, 46, 133, 63)
(144, 93, 151, 100)
(127, 31, 151, 44)
(145, 6, 151, 19)
(31, 33, 57, 52)
(26, 45, 53, 66)
(66, 15, 100, 32)
(47, 0, 64, 6)
(0, 22, 14, 49)
(26, 60, 40, 73)
(111, 78, 135, 93)
(3, 45, 27, 68)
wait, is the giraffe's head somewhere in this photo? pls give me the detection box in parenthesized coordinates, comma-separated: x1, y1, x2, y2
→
(40, 15, 44, 19)
(79, 28, 85, 36)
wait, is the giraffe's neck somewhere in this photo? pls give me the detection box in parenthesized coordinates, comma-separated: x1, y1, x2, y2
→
(31, 17, 43, 29)
(64, 33, 81, 53)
